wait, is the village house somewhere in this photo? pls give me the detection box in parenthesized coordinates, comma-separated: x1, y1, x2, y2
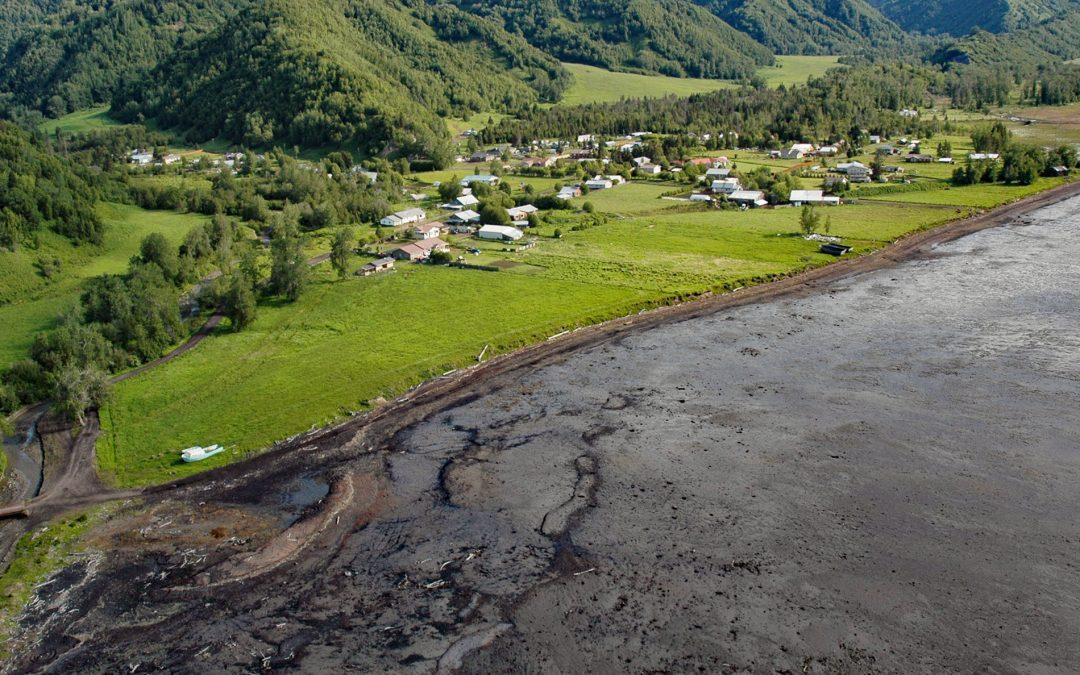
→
(585, 177, 614, 191)
(790, 190, 841, 206)
(968, 153, 1000, 161)
(905, 153, 933, 163)
(469, 149, 500, 163)
(899, 108, 919, 118)
(380, 208, 426, 228)
(836, 161, 872, 182)
(729, 190, 768, 207)
(507, 205, 539, 223)
(712, 178, 741, 195)
(162, 154, 182, 165)
(705, 167, 731, 180)
(556, 186, 582, 200)
(390, 238, 449, 262)
(689, 194, 713, 203)
(637, 163, 662, 176)
(460, 174, 500, 188)
(413, 223, 443, 240)
(478, 225, 524, 242)
(358, 257, 395, 277)
(577, 134, 596, 144)
(938, 157, 955, 164)
(351, 166, 379, 183)
(631, 157, 652, 167)
(129, 150, 154, 165)
(448, 209, 481, 225)
(817, 146, 839, 156)
(442, 194, 480, 211)
(824, 175, 849, 191)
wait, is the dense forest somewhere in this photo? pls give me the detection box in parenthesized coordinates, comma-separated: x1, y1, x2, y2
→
(482, 64, 944, 148)
(932, 10, 1080, 72)
(693, 0, 910, 55)
(0, 121, 104, 249)
(868, 0, 1075, 36)
(431, 0, 774, 78)
(111, 0, 569, 165)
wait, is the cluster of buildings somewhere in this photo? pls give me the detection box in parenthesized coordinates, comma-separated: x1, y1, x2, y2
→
(128, 149, 182, 166)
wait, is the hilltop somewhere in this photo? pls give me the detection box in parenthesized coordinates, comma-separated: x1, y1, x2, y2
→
(868, 0, 1076, 36)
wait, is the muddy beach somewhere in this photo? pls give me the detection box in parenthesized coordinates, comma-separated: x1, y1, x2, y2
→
(5, 192, 1080, 672)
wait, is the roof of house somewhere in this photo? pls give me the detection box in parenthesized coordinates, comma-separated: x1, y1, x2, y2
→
(415, 238, 448, 251)
(729, 190, 765, 200)
(389, 208, 425, 220)
(478, 225, 524, 238)
(507, 205, 539, 218)
(414, 222, 443, 232)
(364, 257, 395, 268)
(790, 190, 825, 202)
(451, 210, 481, 221)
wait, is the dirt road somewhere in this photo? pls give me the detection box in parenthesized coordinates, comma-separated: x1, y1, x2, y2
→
(3, 183, 1080, 672)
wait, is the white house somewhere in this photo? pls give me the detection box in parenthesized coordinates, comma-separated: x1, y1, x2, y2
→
(460, 174, 500, 187)
(968, 153, 1000, 161)
(637, 163, 662, 175)
(790, 190, 840, 206)
(705, 168, 731, 180)
(477, 225, 524, 242)
(577, 134, 596, 144)
(585, 177, 613, 191)
(712, 178, 741, 194)
(631, 156, 652, 167)
(817, 146, 839, 156)
(380, 208, 426, 228)
(606, 175, 626, 185)
(130, 150, 154, 165)
(413, 223, 443, 240)
(448, 209, 481, 225)
(442, 194, 480, 211)
(729, 190, 768, 207)
(556, 186, 581, 200)
(162, 154, 182, 165)
(689, 194, 713, 203)
(899, 108, 919, 118)
(791, 143, 816, 155)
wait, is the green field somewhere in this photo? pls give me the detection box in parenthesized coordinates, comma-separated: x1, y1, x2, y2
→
(559, 55, 843, 105)
(97, 265, 659, 486)
(39, 106, 123, 135)
(862, 177, 1069, 208)
(757, 55, 843, 87)
(0, 204, 208, 367)
(99, 196, 964, 486)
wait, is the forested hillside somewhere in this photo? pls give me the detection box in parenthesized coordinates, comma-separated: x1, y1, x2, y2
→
(431, 0, 774, 78)
(691, 0, 908, 54)
(0, 0, 247, 117)
(868, 0, 1076, 36)
(111, 0, 568, 164)
(0, 121, 104, 248)
(933, 10, 1080, 69)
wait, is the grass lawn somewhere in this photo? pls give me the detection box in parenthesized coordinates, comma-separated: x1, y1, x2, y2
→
(446, 112, 509, 137)
(0, 204, 208, 367)
(572, 182, 682, 215)
(863, 178, 1070, 208)
(39, 106, 124, 135)
(97, 265, 658, 486)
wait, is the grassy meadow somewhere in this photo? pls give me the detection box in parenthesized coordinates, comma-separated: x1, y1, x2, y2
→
(0, 204, 208, 367)
(559, 55, 843, 106)
(97, 179, 972, 487)
(38, 106, 123, 135)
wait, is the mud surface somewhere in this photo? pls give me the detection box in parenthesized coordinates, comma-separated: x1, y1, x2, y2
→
(6, 194, 1080, 672)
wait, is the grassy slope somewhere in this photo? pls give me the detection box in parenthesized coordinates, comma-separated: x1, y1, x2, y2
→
(559, 56, 842, 105)
(0, 204, 208, 367)
(38, 106, 122, 135)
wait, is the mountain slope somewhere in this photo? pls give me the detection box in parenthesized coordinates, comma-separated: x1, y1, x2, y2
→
(110, 0, 568, 162)
(431, 0, 774, 78)
(691, 0, 909, 54)
(868, 0, 1077, 36)
(933, 10, 1080, 68)
(0, 0, 246, 116)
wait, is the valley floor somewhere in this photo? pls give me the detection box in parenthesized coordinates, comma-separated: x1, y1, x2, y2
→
(4, 187, 1078, 672)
